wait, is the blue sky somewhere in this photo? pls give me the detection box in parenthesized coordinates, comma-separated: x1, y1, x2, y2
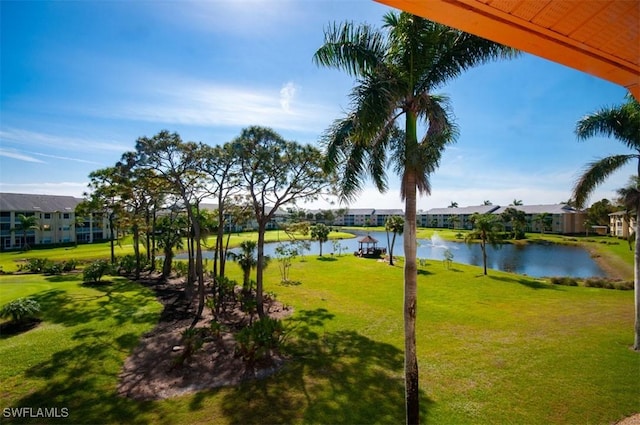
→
(0, 0, 633, 211)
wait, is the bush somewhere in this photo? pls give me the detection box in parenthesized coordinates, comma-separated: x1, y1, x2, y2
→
(118, 255, 136, 274)
(61, 259, 78, 272)
(172, 328, 205, 369)
(235, 317, 286, 363)
(42, 262, 63, 275)
(0, 297, 41, 323)
(83, 259, 111, 283)
(550, 276, 578, 286)
(23, 258, 51, 273)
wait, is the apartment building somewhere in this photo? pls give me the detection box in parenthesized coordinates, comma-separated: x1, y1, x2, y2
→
(0, 193, 110, 250)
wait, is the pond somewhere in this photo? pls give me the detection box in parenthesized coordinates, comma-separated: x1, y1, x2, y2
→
(201, 230, 605, 279)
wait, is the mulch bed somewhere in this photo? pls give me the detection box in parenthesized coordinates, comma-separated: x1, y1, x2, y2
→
(117, 273, 292, 400)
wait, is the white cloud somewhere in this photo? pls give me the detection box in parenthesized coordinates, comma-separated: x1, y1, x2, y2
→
(0, 181, 88, 197)
(30, 152, 102, 165)
(0, 148, 45, 163)
(280, 82, 297, 113)
(105, 76, 335, 135)
(0, 128, 129, 153)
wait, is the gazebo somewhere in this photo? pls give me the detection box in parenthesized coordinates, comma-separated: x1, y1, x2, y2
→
(355, 235, 387, 258)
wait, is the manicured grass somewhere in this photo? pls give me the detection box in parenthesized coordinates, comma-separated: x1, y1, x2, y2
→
(1, 256, 637, 424)
(0, 273, 164, 424)
(0, 230, 356, 273)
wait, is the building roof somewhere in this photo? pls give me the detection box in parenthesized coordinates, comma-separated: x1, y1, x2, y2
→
(373, 209, 404, 216)
(344, 208, 375, 215)
(493, 204, 579, 215)
(0, 192, 82, 212)
(425, 205, 500, 215)
(376, 0, 639, 100)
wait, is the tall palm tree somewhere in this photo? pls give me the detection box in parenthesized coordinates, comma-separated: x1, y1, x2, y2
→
(385, 215, 404, 266)
(465, 213, 502, 275)
(314, 12, 518, 423)
(572, 93, 640, 351)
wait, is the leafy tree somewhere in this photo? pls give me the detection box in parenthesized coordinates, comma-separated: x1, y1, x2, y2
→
(232, 126, 331, 318)
(201, 143, 241, 279)
(12, 214, 38, 250)
(314, 11, 517, 423)
(501, 207, 527, 239)
(310, 223, 331, 256)
(465, 213, 502, 275)
(483, 200, 492, 205)
(571, 93, 640, 350)
(274, 243, 298, 284)
(586, 198, 616, 226)
(448, 201, 459, 208)
(385, 215, 404, 266)
(134, 131, 211, 328)
(533, 212, 552, 234)
(510, 199, 523, 206)
(85, 167, 126, 265)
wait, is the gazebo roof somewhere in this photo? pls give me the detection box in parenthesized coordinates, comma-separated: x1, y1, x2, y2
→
(358, 235, 378, 244)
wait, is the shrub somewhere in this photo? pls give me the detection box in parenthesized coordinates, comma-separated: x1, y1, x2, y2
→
(613, 280, 634, 290)
(42, 262, 63, 275)
(550, 276, 578, 286)
(172, 328, 205, 369)
(235, 317, 286, 363)
(0, 297, 41, 323)
(61, 259, 78, 272)
(23, 258, 51, 273)
(83, 259, 111, 283)
(172, 261, 188, 277)
(118, 255, 136, 274)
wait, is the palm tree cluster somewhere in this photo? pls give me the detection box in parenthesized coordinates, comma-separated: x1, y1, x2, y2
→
(314, 11, 518, 423)
(81, 126, 332, 327)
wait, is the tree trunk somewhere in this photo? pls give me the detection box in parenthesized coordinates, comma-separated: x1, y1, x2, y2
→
(190, 217, 205, 329)
(256, 221, 267, 319)
(109, 214, 116, 265)
(133, 224, 140, 280)
(162, 248, 173, 279)
(634, 206, 639, 350)
(404, 172, 419, 425)
(482, 239, 487, 275)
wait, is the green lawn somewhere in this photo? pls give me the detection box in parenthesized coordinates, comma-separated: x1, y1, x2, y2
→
(1, 255, 637, 424)
(0, 230, 356, 273)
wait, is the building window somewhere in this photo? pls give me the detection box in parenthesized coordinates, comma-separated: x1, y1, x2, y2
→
(44, 213, 51, 219)
(63, 213, 70, 219)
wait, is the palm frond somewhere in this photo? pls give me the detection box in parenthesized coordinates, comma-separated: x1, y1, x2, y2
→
(575, 97, 640, 150)
(313, 21, 387, 78)
(572, 154, 638, 208)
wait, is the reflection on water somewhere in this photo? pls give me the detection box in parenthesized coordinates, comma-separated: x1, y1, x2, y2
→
(182, 230, 606, 278)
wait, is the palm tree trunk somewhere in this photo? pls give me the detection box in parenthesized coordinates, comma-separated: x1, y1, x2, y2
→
(482, 240, 488, 275)
(634, 207, 640, 350)
(404, 172, 420, 425)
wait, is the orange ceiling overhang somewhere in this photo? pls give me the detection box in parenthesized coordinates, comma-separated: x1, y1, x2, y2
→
(375, 0, 640, 100)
